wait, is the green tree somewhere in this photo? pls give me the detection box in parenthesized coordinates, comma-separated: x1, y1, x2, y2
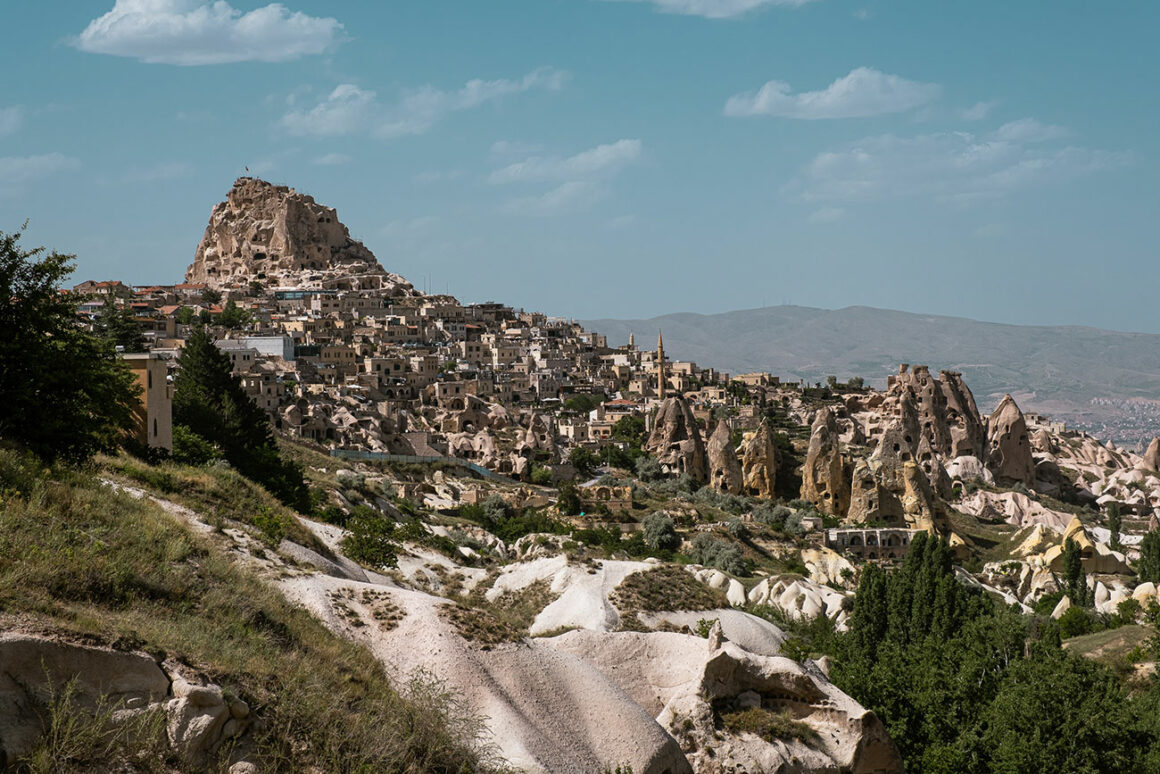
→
(556, 480, 582, 515)
(215, 299, 251, 329)
(200, 287, 222, 305)
(1107, 503, 1122, 551)
(641, 512, 680, 552)
(173, 326, 308, 510)
(93, 300, 146, 352)
(569, 446, 599, 478)
(1062, 537, 1089, 606)
(0, 227, 139, 462)
(1139, 529, 1160, 584)
(175, 306, 194, 325)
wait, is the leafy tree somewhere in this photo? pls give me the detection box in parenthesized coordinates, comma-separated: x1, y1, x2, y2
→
(215, 299, 250, 329)
(0, 227, 139, 462)
(612, 415, 647, 447)
(1107, 502, 1122, 551)
(173, 326, 308, 510)
(641, 512, 681, 552)
(564, 393, 603, 413)
(175, 306, 195, 325)
(556, 480, 582, 515)
(1139, 529, 1160, 584)
(341, 510, 399, 568)
(93, 300, 146, 352)
(200, 287, 222, 305)
(569, 446, 599, 478)
(1062, 537, 1089, 606)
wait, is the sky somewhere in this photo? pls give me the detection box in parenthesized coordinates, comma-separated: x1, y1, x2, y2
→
(2, 0, 1158, 330)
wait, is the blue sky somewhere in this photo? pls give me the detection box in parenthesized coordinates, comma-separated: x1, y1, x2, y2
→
(2, 0, 1157, 330)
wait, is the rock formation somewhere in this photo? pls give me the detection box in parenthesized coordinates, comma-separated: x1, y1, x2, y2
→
(186, 177, 415, 293)
(706, 419, 743, 494)
(883, 365, 988, 460)
(1143, 437, 1160, 472)
(740, 422, 778, 499)
(645, 397, 707, 481)
(801, 407, 850, 516)
(987, 394, 1035, 485)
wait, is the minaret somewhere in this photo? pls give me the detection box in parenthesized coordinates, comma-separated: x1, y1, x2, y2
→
(656, 330, 666, 400)
(628, 332, 635, 350)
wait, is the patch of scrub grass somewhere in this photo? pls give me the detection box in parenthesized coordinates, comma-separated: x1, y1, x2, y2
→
(99, 452, 332, 558)
(610, 565, 728, 625)
(717, 705, 820, 747)
(0, 448, 497, 773)
(441, 580, 556, 649)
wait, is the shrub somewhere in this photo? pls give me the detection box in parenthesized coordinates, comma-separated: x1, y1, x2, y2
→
(634, 456, 663, 483)
(642, 512, 681, 552)
(252, 506, 288, 546)
(688, 534, 750, 576)
(342, 512, 399, 569)
(753, 503, 792, 530)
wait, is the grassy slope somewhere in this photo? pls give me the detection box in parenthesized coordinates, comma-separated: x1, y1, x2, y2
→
(0, 448, 494, 773)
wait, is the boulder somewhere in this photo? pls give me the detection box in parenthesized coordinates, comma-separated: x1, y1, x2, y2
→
(1143, 437, 1160, 473)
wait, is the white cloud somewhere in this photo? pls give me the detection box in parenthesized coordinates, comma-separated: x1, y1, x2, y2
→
(313, 152, 351, 166)
(73, 0, 343, 65)
(0, 107, 23, 137)
(492, 139, 642, 216)
(489, 139, 642, 183)
(280, 68, 566, 138)
(960, 100, 998, 121)
(790, 121, 1127, 204)
(0, 153, 80, 195)
(376, 68, 567, 139)
(503, 181, 603, 216)
(988, 118, 1068, 144)
(279, 83, 376, 136)
(725, 67, 940, 119)
(612, 0, 817, 19)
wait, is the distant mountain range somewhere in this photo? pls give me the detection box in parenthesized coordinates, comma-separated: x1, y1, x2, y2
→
(580, 305, 1160, 447)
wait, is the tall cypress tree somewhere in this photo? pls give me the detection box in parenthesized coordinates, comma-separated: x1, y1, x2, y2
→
(174, 327, 307, 510)
(1062, 537, 1088, 606)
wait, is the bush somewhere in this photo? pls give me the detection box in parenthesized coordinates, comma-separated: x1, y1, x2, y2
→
(1057, 606, 1098, 638)
(642, 513, 681, 552)
(726, 519, 749, 540)
(342, 512, 399, 569)
(252, 506, 288, 546)
(688, 534, 750, 576)
(753, 503, 792, 530)
(531, 466, 553, 486)
(634, 456, 663, 483)
(171, 425, 223, 466)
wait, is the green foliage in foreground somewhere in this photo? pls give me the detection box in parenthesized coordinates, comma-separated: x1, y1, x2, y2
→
(0, 449, 495, 772)
(792, 533, 1160, 773)
(0, 227, 139, 463)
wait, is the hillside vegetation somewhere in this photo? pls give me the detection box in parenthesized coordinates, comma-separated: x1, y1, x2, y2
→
(0, 447, 495, 773)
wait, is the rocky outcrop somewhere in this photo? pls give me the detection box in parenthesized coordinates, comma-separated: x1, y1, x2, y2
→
(186, 177, 415, 293)
(1143, 437, 1160, 472)
(987, 394, 1035, 485)
(740, 422, 778, 498)
(645, 397, 707, 481)
(884, 365, 988, 460)
(706, 420, 743, 495)
(847, 457, 905, 526)
(801, 407, 850, 516)
(551, 624, 901, 774)
(0, 634, 253, 769)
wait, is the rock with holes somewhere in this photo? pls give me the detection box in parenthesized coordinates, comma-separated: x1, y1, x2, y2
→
(801, 407, 850, 516)
(987, 394, 1035, 485)
(706, 419, 744, 495)
(645, 397, 707, 482)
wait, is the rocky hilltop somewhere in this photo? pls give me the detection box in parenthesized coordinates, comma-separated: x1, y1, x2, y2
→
(185, 177, 415, 294)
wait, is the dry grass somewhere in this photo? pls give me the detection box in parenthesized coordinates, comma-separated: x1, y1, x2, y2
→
(717, 705, 820, 746)
(0, 448, 497, 773)
(440, 580, 556, 649)
(611, 565, 728, 622)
